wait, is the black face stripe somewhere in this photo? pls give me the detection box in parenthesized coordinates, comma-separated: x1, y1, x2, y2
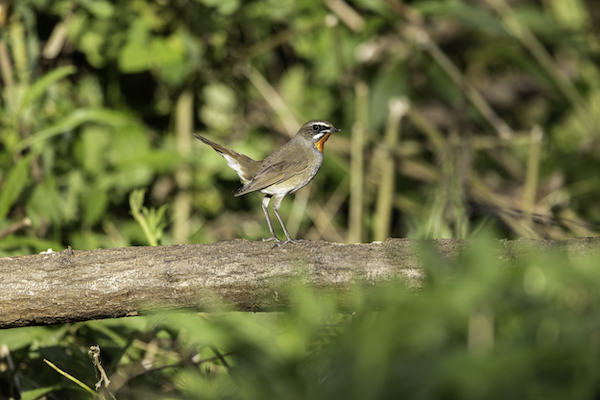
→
(311, 123, 331, 138)
(313, 123, 330, 130)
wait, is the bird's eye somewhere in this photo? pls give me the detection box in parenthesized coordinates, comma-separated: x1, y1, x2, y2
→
(312, 124, 320, 132)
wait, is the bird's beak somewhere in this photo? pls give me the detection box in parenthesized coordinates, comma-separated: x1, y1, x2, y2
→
(333, 127, 341, 132)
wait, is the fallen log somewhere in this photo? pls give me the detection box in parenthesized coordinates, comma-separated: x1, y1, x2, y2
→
(1, 238, 599, 329)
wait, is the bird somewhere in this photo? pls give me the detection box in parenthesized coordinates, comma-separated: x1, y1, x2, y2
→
(194, 120, 340, 245)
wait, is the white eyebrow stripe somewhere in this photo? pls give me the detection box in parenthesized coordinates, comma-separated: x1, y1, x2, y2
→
(312, 123, 331, 132)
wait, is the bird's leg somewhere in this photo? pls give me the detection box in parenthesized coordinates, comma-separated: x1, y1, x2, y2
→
(261, 195, 280, 242)
(271, 195, 308, 246)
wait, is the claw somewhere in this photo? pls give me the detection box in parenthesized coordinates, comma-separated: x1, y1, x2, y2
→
(271, 238, 310, 248)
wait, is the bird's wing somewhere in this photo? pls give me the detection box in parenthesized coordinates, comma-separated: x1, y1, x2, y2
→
(234, 158, 308, 196)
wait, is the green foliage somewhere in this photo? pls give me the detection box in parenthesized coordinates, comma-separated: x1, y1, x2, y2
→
(0, 154, 33, 223)
(3, 243, 600, 398)
(129, 188, 169, 246)
(1, 0, 599, 252)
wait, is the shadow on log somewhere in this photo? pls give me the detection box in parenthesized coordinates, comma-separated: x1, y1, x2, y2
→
(2, 238, 600, 329)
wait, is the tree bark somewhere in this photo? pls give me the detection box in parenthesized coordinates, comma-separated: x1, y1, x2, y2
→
(2, 238, 599, 329)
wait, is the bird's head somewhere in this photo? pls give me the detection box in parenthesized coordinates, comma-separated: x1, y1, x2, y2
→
(298, 120, 340, 153)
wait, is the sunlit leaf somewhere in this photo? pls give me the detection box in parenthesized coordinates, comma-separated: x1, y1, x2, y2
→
(119, 42, 152, 73)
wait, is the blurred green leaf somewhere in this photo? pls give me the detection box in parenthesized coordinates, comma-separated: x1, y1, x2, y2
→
(415, 0, 506, 34)
(21, 385, 67, 400)
(61, 171, 84, 224)
(26, 175, 62, 226)
(200, 82, 238, 130)
(78, 0, 114, 18)
(150, 34, 190, 86)
(17, 65, 76, 115)
(0, 154, 33, 223)
(0, 325, 68, 351)
(99, 168, 154, 195)
(74, 126, 112, 175)
(278, 65, 306, 116)
(107, 126, 151, 167)
(197, 0, 240, 15)
(78, 28, 106, 67)
(119, 41, 152, 73)
(16, 108, 137, 153)
(81, 186, 109, 226)
(121, 149, 182, 173)
(118, 19, 152, 73)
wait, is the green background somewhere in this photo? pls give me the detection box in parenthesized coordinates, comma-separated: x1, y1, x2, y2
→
(2, 0, 600, 253)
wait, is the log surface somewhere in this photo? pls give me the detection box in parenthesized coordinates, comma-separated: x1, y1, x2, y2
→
(2, 238, 599, 329)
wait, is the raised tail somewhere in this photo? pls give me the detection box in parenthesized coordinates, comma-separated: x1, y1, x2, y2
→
(193, 133, 260, 184)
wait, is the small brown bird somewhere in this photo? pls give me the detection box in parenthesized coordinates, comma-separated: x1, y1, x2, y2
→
(194, 120, 340, 245)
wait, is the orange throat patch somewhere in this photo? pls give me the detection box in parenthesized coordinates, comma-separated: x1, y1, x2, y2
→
(315, 132, 332, 153)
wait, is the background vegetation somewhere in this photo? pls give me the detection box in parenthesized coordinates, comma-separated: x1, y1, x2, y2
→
(2, 0, 600, 398)
(2, 0, 600, 253)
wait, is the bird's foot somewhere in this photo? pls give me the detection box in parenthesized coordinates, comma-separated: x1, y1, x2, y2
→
(261, 236, 280, 243)
(271, 238, 309, 248)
